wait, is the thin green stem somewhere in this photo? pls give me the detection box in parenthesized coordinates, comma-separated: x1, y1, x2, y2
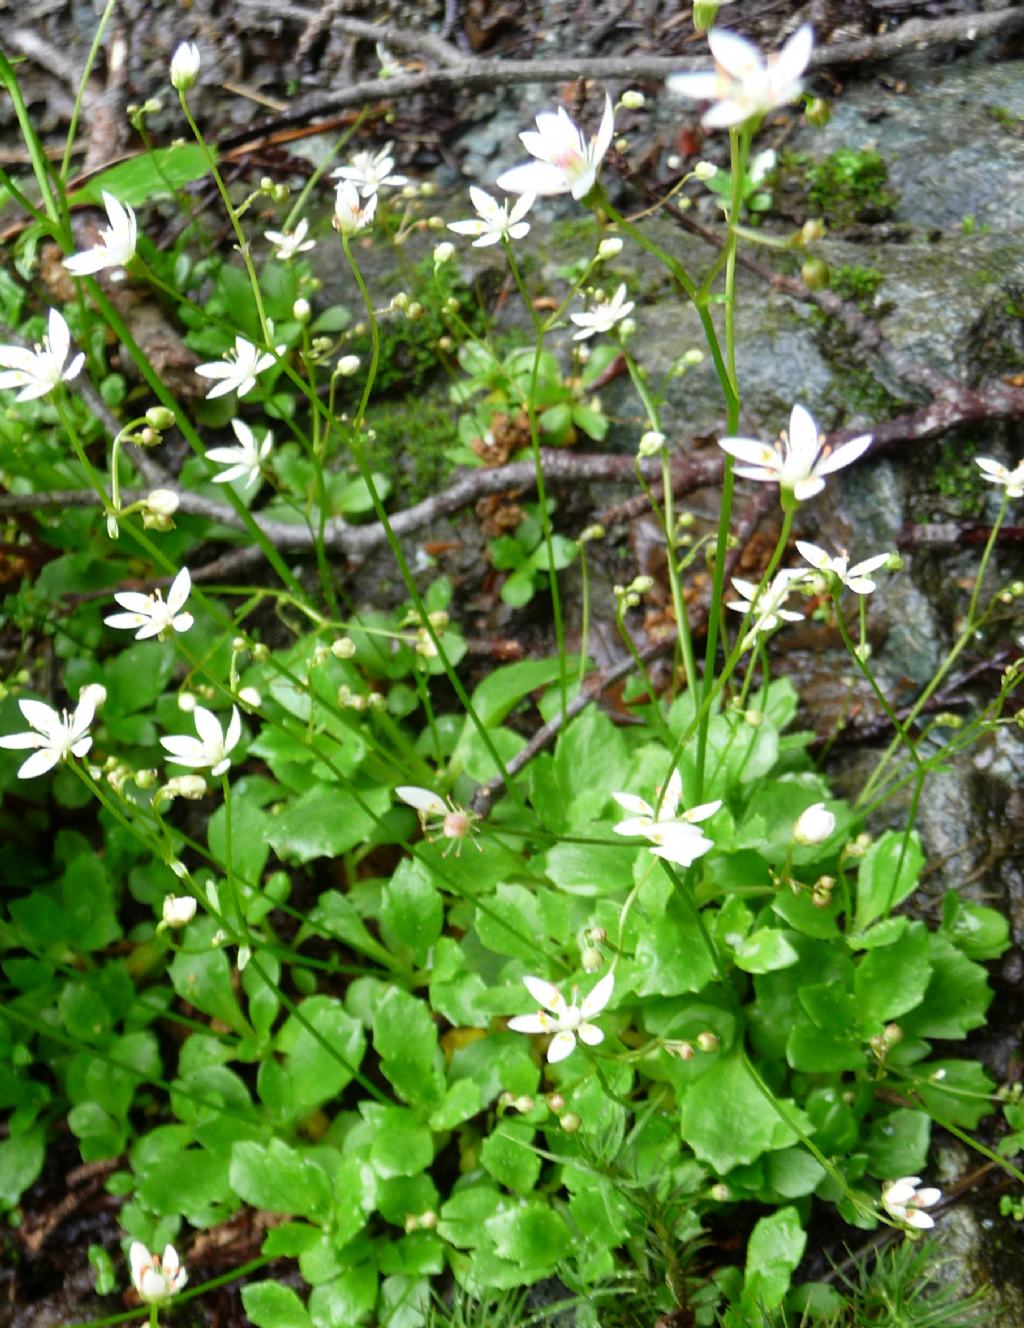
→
(60, 0, 118, 182)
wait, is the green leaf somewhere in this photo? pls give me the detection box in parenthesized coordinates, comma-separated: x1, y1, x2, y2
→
(475, 883, 546, 960)
(0, 1127, 44, 1208)
(208, 793, 272, 889)
(241, 1280, 313, 1328)
(266, 783, 389, 862)
(104, 641, 176, 715)
(914, 1060, 995, 1129)
(901, 936, 992, 1039)
(481, 1122, 540, 1195)
(765, 1148, 825, 1198)
(681, 1055, 802, 1172)
(733, 928, 800, 974)
(542, 838, 637, 897)
(438, 1185, 508, 1248)
(553, 708, 630, 828)
(309, 1267, 378, 1328)
(373, 988, 444, 1107)
(428, 1078, 482, 1131)
(864, 1109, 930, 1179)
(71, 145, 213, 207)
(363, 1103, 434, 1178)
(484, 1202, 571, 1268)
(741, 1207, 807, 1313)
(229, 1139, 333, 1220)
(276, 996, 366, 1114)
(169, 930, 251, 1037)
(786, 1025, 864, 1074)
(854, 830, 924, 932)
(853, 922, 931, 1028)
(634, 897, 716, 996)
(381, 859, 443, 962)
(940, 892, 1011, 960)
(468, 658, 569, 728)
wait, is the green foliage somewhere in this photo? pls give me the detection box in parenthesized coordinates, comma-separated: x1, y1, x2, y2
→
(799, 148, 898, 226)
(830, 265, 884, 310)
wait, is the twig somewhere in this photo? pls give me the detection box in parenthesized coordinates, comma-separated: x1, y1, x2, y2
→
(220, 6, 1024, 148)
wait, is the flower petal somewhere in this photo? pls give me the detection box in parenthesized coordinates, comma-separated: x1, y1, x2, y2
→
(580, 971, 614, 1018)
(546, 1030, 578, 1063)
(522, 975, 566, 1014)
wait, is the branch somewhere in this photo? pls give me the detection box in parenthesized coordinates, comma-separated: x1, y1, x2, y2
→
(223, 5, 1024, 148)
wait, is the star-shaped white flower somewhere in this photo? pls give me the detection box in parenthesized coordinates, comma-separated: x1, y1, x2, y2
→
(205, 419, 273, 490)
(881, 1176, 941, 1230)
(129, 1242, 188, 1304)
(668, 25, 813, 129)
(496, 94, 615, 201)
(64, 192, 138, 277)
(508, 972, 614, 1064)
(570, 282, 636, 341)
(0, 693, 95, 779)
(0, 309, 85, 401)
(333, 181, 378, 236)
(396, 785, 479, 854)
(194, 335, 282, 400)
(795, 540, 890, 595)
(718, 404, 871, 503)
(263, 217, 316, 260)
(330, 144, 408, 197)
(727, 569, 805, 648)
(976, 456, 1024, 498)
(105, 568, 193, 640)
(448, 187, 534, 247)
(161, 705, 241, 778)
(612, 768, 721, 867)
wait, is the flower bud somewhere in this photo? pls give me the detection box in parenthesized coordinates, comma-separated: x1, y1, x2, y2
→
(638, 429, 666, 457)
(800, 219, 826, 246)
(709, 1183, 731, 1203)
(546, 1093, 565, 1111)
(693, 161, 717, 181)
(581, 946, 603, 973)
(163, 774, 208, 800)
(162, 894, 197, 928)
(801, 257, 830, 290)
(135, 768, 157, 789)
(804, 97, 831, 128)
(620, 90, 645, 110)
(433, 241, 455, 265)
(630, 575, 655, 595)
(693, 0, 719, 31)
(178, 691, 196, 712)
(145, 406, 176, 431)
(792, 802, 836, 846)
(598, 237, 624, 260)
(667, 1040, 695, 1060)
(514, 1095, 535, 1114)
(579, 524, 605, 543)
(331, 637, 356, 659)
(336, 354, 361, 377)
(170, 41, 201, 91)
(696, 1031, 720, 1053)
(292, 298, 311, 322)
(559, 1112, 581, 1133)
(682, 348, 705, 366)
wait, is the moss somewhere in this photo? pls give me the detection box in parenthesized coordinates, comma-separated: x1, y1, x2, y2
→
(830, 264, 884, 310)
(927, 437, 987, 519)
(362, 392, 457, 506)
(784, 148, 897, 227)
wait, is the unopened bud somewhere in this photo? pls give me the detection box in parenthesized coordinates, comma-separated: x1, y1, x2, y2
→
(292, 298, 311, 322)
(331, 637, 356, 659)
(692, 0, 719, 31)
(580, 946, 603, 973)
(696, 1031, 720, 1053)
(638, 429, 667, 457)
(804, 97, 831, 128)
(514, 1095, 535, 1114)
(433, 241, 455, 265)
(162, 894, 197, 928)
(559, 1112, 581, 1133)
(709, 1183, 731, 1202)
(667, 1040, 695, 1060)
(792, 802, 836, 846)
(336, 355, 361, 377)
(145, 406, 175, 430)
(598, 237, 624, 260)
(579, 524, 605, 543)
(145, 488, 179, 517)
(620, 90, 645, 110)
(693, 161, 717, 181)
(546, 1093, 565, 1111)
(801, 257, 830, 290)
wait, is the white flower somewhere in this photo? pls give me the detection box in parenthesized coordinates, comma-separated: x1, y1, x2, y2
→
(330, 145, 407, 197)
(105, 567, 193, 640)
(496, 94, 615, 201)
(80, 683, 107, 711)
(612, 768, 721, 867)
(64, 192, 138, 277)
(205, 419, 273, 490)
(0, 694, 95, 780)
(727, 569, 804, 648)
(129, 1242, 188, 1303)
(162, 894, 197, 928)
(881, 1176, 941, 1230)
(0, 309, 85, 401)
(333, 181, 378, 236)
(570, 283, 636, 341)
(976, 456, 1024, 498)
(161, 705, 242, 778)
(795, 540, 890, 595)
(791, 802, 836, 846)
(264, 217, 315, 260)
(170, 42, 200, 91)
(448, 187, 534, 247)
(718, 404, 871, 503)
(396, 785, 478, 854)
(508, 972, 614, 1064)
(195, 335, 282, 400)
(668, 25, 813, 129)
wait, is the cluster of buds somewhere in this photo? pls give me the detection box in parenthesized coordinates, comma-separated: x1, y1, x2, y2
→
(614, 575, 655, 610)
(868, 1022, 903, 1064)
(668, 347, 706, 379)
(666, 1029, 720, 1059)
(337, 685, 384, 713)
(811, 874, 836, 908)
(842, 831, 873, 862)
(257, 174, 291, 206)
(498, 1092, 537, 1115)
(404, 1210, 438, 1233)
(155, 773, 209, 806)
